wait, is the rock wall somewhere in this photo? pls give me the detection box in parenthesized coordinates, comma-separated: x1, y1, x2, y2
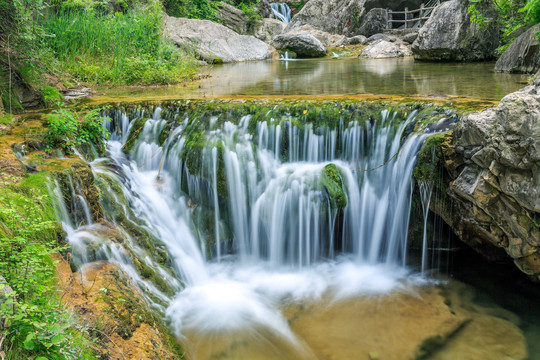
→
(284, 0, 365, 36)
(425, 82, 540, 279)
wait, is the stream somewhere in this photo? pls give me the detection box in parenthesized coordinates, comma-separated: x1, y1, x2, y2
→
(53, 59, 540, 359)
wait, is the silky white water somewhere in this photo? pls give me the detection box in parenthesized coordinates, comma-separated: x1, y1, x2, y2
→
(53, 103, 435, 351)
(271, 2, 292, 23)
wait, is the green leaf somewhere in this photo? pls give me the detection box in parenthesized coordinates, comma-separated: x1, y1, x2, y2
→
(51, 334, 66, 345)
(23, 334, 35, 350)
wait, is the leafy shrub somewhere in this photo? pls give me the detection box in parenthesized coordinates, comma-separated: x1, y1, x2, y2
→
(42, 85, 64, 107)
(0, 179, 98, 359)
(44, 107, 110, 153)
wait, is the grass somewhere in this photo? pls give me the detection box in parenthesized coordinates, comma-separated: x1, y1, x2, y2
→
(39, 5, 200, 86)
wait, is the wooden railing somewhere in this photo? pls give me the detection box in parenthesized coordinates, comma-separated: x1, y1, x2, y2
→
(386, 0, 440, 29)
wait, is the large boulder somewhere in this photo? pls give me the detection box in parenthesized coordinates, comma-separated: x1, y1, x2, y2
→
(288, 24, 348, 47)
(253, 18, 286, 42)
(360, 39, 412, 58)
(164, 16, 277, 63)
(427, 82, 540, 280)
(272, 32, 327, 57)
(495, 24, 540, 74)
(284, 0, 365, 36)
(357, 8, 388, 37)
(215, 2, 248, 34)
(411, 0, 499, 61)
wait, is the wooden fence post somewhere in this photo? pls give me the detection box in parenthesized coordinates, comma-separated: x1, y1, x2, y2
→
(387, 9, 392, 29)
(404, 7, 408, 28)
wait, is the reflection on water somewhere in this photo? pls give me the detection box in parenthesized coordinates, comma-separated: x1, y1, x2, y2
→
(103, 58, 529, 102)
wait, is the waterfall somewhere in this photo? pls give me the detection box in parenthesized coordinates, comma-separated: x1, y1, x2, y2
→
(52, 102, 437, 349)
(271, 2, 292, 23)
(419, 181, 433, 274)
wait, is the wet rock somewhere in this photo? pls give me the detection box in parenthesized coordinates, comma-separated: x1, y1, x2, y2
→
(272, 32, 327, 57)
(412, 0, 499, 61)
(495, 23, 540, 74)
(284, 0, 365, 36)
(320, 164, 347, 209)
(427, 82, 540, 280)
(253, 18, 286, 42)
(357, 8, 388, 37)
(360, 39, 412, 58)
(164, 16, 277, 63)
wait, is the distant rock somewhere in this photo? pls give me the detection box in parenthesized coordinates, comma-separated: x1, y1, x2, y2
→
(285, 0, 365, 36)
(347, 35, 368, 45)
(288, 24, 348, 47)
(360, 39, 412, 58)
(164, 16, 277, 63)
(412, 0, 499, 61)
(357, 8, 388, 37)
(253, 18, 286, 42)
(215, 2, 248, 34)
(272, 32, 327, 57)
(367, 33, 399, 43)
(495, 23, 540, 74)
(259, 0, 274, 18)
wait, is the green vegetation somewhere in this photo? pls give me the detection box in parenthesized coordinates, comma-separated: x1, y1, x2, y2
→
(0, 0, 201, 113)
(0, 173, 98, 360)
(469, 0, 540, 53)
(44, 106, 110, 154)
(40, 6, 199, 85)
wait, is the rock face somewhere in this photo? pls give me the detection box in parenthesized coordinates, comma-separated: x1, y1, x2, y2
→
(357, 8, 388, 37)
(360, 39, 412, 58)
(412, 0, 499, 61)
(164, 16, 277, 63)
(495, 24, 540, 74)
(428, 83, 540, 280)
(253, 18, 286, 42)
(259, 0, 274, 18)
(215, 2, 248, 34)
(284, 0, 365, 36)
(272, 32, 327, 57)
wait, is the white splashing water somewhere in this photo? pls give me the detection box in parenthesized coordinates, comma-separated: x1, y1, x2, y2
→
(53, 104, 431, 348)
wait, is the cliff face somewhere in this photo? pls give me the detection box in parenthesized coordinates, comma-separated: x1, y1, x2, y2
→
(427, 81, 540, 279)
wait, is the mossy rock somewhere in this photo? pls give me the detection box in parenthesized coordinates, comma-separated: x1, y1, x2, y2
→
(122, 117, 147, 154)
(320, 163, 347, 210)
(413, 132, 448, 183)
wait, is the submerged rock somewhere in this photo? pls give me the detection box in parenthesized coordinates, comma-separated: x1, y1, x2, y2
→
(412, 0, 499, 61)
(164, 16, 277, 63)
(495, 23, 540, 74)
(272, 32, 327, 57)
(284, 0, 365, 36)
(360, 39, 412, 58)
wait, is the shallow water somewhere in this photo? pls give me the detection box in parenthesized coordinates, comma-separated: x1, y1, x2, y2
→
(99, 58, 529, 102)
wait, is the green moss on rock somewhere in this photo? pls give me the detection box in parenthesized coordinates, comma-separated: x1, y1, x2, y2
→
(414, 133, 447, 183)
(320, 163, 347, 210)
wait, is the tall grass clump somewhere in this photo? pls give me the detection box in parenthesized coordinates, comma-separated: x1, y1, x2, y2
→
(40, 5, 199, 85)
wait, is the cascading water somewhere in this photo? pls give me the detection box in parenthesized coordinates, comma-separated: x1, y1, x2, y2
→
(52, 101, 444, 357)
(271, 2, 292, 23)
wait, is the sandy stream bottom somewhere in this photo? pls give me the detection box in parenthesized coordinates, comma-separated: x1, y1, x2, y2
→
(181, 281, 527, 360)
